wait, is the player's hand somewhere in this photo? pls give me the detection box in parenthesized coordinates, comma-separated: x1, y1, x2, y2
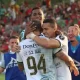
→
(26, 22, 33, 35)
(70, 64, 79, 76)
(26, 21, 37, 35)
(73, 24, 80, 36)
(13, 45, 21, 53)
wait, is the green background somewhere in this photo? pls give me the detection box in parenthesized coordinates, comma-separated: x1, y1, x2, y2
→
(0, 74, 5, 80)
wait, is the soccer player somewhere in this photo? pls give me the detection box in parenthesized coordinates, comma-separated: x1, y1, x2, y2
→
(27, 18, 79, 80)
(17, 20, 61, 80)
(0, 36, 26, 80)
(24, 7, 45, 37)
(19, 7, 45, 40)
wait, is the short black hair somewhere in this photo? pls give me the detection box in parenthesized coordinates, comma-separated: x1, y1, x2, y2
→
(43, 18, 56, 24)
(43, 18, 57, 27)
(32, 7, 42, 12)
(31, 7, 43, 15)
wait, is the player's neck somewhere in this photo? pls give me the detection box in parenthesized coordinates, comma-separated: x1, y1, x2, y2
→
(71, 40, 79, 46)
(33, 31, 41, 36)
(51, 33, 56, 38)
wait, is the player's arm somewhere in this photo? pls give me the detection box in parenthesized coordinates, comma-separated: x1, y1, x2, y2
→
(0, 67, 4, 73)
(17, 53, 24, 71)
(56, 51, 74, 66)
(0, 54, 5, 73)
(26, 33, 65, 48)
(33, 37, 60, 48)
(17, 62, 24, 71)
(55, 50, 79, 76)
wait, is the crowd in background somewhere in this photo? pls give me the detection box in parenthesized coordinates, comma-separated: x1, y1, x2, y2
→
(0, 0, 80, 80)
(0, 0, 80, 53)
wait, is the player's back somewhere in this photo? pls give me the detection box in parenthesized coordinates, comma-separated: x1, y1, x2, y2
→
(19, 38, 57, 80)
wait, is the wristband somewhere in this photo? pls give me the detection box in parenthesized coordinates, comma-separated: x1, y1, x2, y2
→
(29, 33, 36, 39)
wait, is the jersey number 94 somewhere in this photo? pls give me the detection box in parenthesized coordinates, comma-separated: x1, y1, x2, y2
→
(27, 54, 46, 75)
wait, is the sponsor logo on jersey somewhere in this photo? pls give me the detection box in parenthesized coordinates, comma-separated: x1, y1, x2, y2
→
(23, 44, 39, 49)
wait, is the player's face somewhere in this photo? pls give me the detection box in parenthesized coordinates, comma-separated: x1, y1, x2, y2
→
(9, 39, 19, 51)
(68, 27, 76, 41)
(42, 23, 57, 38)
(31, 9, 44, 24)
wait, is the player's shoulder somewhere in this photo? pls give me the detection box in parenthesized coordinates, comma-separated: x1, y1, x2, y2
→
(56, 34, 67, 41)
(39, 33, 46, 38)
(19, 39, 33, 45)
(4, 52, 10, 55)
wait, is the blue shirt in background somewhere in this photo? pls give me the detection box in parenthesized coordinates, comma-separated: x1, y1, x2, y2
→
(0, 51, 26, 80)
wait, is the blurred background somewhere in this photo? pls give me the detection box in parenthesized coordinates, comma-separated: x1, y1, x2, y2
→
(0, 0, 80, 80)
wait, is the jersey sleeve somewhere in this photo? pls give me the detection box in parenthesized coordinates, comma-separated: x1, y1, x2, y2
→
(53, 48, 62, 54)
(17, 42, 24, 63)
(17, 52, 23, 63)
(55, 35, 68, 47)
(0, 54, 5, 68)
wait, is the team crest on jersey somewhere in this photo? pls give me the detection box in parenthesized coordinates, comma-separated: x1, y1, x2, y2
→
(59, 35, 65, 40)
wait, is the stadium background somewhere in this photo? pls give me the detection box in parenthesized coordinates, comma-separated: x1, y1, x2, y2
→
(0, 0, 79, 80)
(0, 0, 70, 6)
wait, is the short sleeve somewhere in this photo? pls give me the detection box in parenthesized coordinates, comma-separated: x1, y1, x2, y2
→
(53, 48, 62, 54)
(55, 35, 68, 47)
(17, 53, 23, 62)
(0, 54, 5, 68)
(17, 42, 23, 62)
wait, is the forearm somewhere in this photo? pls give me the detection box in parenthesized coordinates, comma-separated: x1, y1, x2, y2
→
(27, 33, 60, 48)
(33, 36, 60, 48)
(56, 51, 74, 67)
(33, 36, 51, 48)
(57, 51, 79, 76)
(66, 56, 75, 67)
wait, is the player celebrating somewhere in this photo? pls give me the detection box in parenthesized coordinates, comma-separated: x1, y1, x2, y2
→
(17, 20, 62, 80)
(27, 18, 79, 80)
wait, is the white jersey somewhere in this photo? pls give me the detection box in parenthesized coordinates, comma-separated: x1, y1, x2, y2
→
(53, 35, 71, 80)
(17, 37, 59, 80)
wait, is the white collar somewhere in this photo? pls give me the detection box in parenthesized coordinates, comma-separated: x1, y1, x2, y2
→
(9, 50, 15, 54)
